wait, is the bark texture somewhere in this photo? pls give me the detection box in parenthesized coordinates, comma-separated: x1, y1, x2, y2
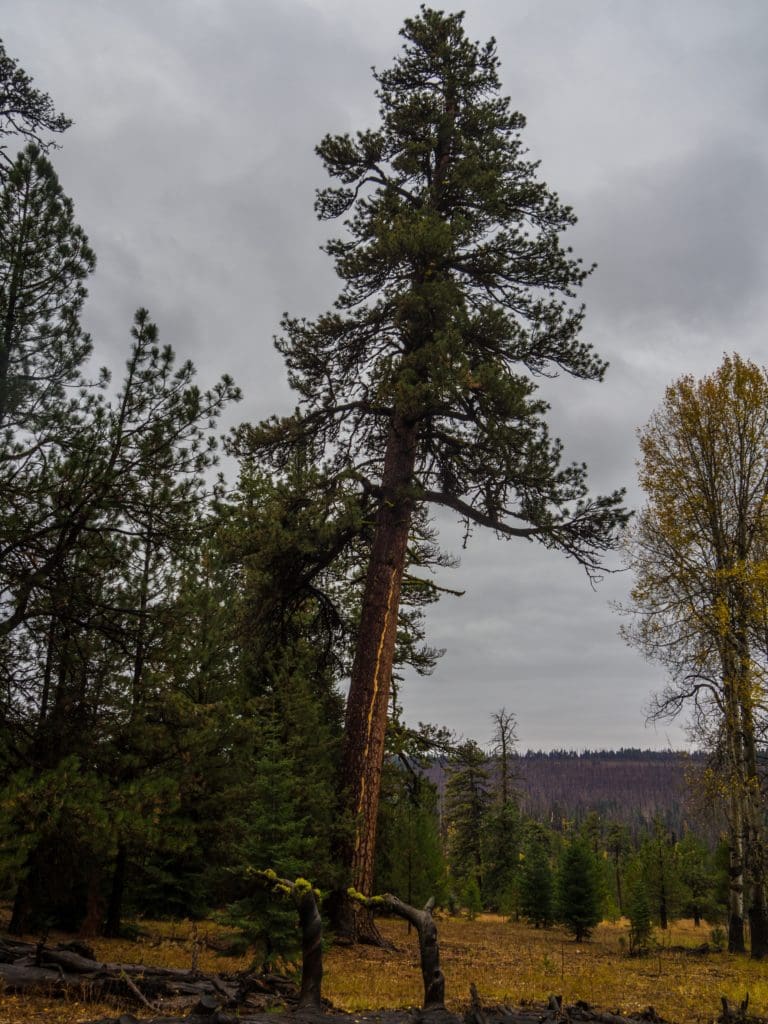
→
(339, 415, 418, 941)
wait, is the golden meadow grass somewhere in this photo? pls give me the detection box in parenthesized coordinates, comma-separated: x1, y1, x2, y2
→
(326, 915, 768, 1021)
(1, 915, 765, 1024)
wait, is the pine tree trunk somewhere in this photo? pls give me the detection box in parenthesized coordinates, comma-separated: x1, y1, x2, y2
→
(338, 413, 418, 941)
(614, 860, 623, 916)
(9, 876, 31, 936)
(104, 844, 127, 938)
(78, 869, 104, 938)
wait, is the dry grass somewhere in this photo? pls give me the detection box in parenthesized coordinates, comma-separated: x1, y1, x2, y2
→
(0, 915, 765, 1024)
(325, 916, 765, 1023)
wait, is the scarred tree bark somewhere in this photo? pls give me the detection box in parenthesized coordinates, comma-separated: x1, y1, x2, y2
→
(340, 416, 418, 942)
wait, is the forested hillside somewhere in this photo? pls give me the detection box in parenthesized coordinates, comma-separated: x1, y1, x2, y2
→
(426, 750, 711, 840)
(515, 750, 706, 837)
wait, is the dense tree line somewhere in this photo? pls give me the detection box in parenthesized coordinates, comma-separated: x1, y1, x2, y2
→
(399, 721, 728, 945)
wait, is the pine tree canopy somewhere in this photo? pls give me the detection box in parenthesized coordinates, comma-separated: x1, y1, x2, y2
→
(240, 6, 627, 575)
(0, 144, 95, 433)
(0, 38, 71, 168)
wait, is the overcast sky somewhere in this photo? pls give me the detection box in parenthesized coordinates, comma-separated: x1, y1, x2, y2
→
(6, 0, 768, 751)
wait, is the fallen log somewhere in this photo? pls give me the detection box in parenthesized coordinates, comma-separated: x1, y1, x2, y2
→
(0, 934, 292, 1012)
(4, 936, 687, 1024)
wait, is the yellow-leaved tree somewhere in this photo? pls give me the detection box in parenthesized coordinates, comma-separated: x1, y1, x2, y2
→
(623, 353, 768, 957)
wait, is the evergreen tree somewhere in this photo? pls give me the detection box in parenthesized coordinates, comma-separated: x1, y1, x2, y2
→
(519, 824, 555, 927)
(481, 799, 522, 914)
(636, 820, 683, 930)
(3, 311, 239, 934)
(677, 831, 717, 927)
(626, 875, 653, 954)
(213, 461, 350, 957)
(557, 837, 603, 941)
(490, 708, 518, 806)
(228, 720, 319, 967)
(462, 875, 482, 919)
(375, 761, 447, 909)
(445, 740, 491, 894)
(581, 811, 603, 855)
(481, 708, 521, 911)
(239, 6, 628, 933)
(605, 821, 632, 915)
(0, 144, 98, 650)
(0, 144, 95, 433)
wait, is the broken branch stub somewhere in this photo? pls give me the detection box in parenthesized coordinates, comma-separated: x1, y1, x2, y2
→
(349, 890, 445, 1010)
(254, 871, 323, 1013)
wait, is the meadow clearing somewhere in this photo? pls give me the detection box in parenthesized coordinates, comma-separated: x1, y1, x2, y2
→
(1, 914, 765, 1024)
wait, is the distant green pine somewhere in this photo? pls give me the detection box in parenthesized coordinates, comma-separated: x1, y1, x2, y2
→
(375, 764, 447, 908)
(627, 876, 653, 954)
(228, 723, 314, 967)
(463, 875, 482, 920)
(558, 837, 603, 941)
(519, 834, 554, 928)
(481, 801, 522, 912)
(445, 741, 491, 893)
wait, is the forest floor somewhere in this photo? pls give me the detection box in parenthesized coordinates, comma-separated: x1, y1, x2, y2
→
(0, 912, 765, 1024)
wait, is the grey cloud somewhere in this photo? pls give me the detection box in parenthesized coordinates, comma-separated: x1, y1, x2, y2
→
(402, 522, 686, 750)
(579, 140, 768, 330)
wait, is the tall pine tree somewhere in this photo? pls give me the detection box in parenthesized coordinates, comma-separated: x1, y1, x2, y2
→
(235, 6, 627, 938)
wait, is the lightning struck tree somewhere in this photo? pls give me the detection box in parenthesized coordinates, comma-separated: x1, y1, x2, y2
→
(623, 354, 768, 957)
(240, 6, 626, 939)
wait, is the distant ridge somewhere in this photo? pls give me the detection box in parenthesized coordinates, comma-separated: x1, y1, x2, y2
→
(425, 748, 714, 839)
